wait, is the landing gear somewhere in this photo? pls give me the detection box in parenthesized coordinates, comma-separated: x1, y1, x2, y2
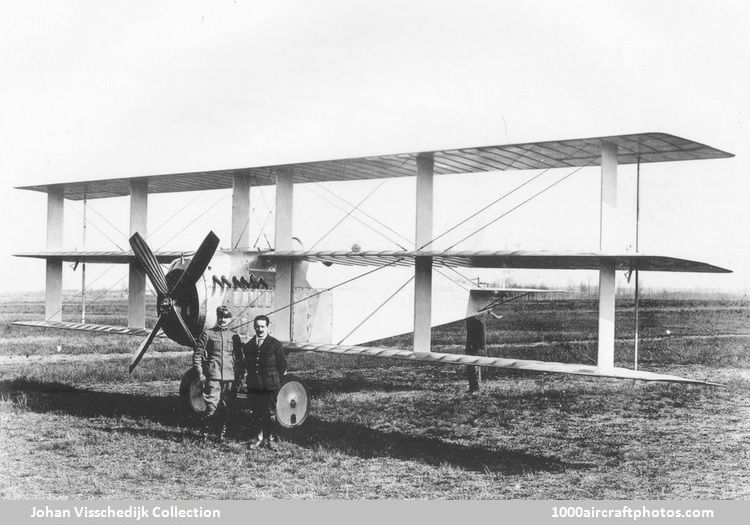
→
(179, 368, 311, 431)
(275, 376, 310, 429)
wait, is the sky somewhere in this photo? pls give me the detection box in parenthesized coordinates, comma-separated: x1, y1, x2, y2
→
(0, 0, 749, 295)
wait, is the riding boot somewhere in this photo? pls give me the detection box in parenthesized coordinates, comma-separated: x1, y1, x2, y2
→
(200, 409, 215, 441)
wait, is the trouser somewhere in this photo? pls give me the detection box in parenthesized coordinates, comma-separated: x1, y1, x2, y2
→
(465, 316, 486, 392)
(247, 389, 278, 439)
(203, 380, 237, 429)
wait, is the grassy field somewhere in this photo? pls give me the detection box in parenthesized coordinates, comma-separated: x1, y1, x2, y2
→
(1, 294, 749, 499)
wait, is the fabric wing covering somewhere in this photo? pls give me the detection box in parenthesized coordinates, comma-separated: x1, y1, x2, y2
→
(264, 250, 731, 273)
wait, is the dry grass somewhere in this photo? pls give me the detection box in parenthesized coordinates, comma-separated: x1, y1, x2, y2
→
(1, 296, 749, 499)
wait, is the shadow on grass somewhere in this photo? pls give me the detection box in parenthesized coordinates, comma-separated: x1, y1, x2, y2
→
(280, 416, 590, 474)
(1, 378, 590, 475)
(0, 378, 188, 427)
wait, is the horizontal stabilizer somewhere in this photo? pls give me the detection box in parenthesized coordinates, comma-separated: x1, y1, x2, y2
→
(265, 250, 731, 273)
(13, 250, 191, 264)
(283, 342, 720, 386)
(12, 320, 159, 337)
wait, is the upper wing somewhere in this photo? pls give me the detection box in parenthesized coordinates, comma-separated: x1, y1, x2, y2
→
(284, 341, 720, 386)
(264, 250, 731, 273)
(16, 133, 733, 200)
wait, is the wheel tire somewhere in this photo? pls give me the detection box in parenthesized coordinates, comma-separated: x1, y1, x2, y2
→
(275, 375, 310, 429)
(179, 367, 207, 415)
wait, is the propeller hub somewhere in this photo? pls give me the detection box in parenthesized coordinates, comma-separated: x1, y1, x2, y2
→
(158, 296, 174, 315)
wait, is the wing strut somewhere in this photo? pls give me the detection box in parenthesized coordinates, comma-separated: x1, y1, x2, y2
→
(597, 142, 618, 370)
(414, 152, 434, 353)
(273, 168, 294, 340)
(634, 156, 642, 371)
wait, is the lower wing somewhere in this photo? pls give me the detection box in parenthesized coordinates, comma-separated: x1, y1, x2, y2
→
(283, 341, 721, 386)
(12, 321, 719, 386)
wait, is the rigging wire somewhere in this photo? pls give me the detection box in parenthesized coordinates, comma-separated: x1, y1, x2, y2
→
(337, 275, 414, 344)
(301, 175, 413, 247)
(155, 190, 231, 251)
(224, 289, 273, 331)
(149, 190, 209, 239)
(72, 272, 130, 317)
(306, 186, 409, 250)
(45, 265, 127, 321)
(436, 262, 477, 290)
(307, 180, 387, 252)
(445, 160, 594, 251)
(233, 207, 254, 250)
(417, 167, 553, 251)
(85, 202, 129, 241)
(252, 209, 274, 250)
(66, 203, 124, 251)
(434, 266, 471, 292)
(230, 257, 407, 332)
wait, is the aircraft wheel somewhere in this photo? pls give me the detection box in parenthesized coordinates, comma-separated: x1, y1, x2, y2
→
(179, 367, 207, 415)
(275, 376, 309, 429)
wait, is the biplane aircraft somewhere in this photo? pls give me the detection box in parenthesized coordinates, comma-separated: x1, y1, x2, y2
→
(13, 132, 733, 428)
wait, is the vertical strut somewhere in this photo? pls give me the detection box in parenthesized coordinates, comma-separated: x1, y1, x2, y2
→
(45, 187, 64, 321)
(413, 152, 434, 353)
(273, 168, 294, 340)
(232, 174, 251, 250)
(81, 194, 87, 323)
(634, 157, 641, 371)
(128, 180, 148, 329)
(597, 142, 618, 370)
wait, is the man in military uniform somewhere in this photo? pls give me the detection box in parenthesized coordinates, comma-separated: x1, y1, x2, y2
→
(193, 305, 242, 442)
(238, 314, 287, 450)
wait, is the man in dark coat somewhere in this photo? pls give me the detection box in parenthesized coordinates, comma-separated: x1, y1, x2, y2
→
(465, 315, 486, 394)
(192, 305, 242, 442)
(238, 314, 287, 450)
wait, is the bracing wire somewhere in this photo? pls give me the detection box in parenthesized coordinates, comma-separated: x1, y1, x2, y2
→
(149, 190, 209, 239)
(445, 160, 594, 251)
(417, 167, 553, 251)
(302, 175, 413, 247)
(230, 257, 407, 332)
(225, 290, 273, 330)
(85, 202, 129, 241)
(46, 266, 128, 321)
(436, 263, 476, 290)
(337, 275, 414, 344)
(434, 267, 471, 292)
(252, 209, 274, 250)
(306, 186, 409, 250)
(73, 272, 130, 316)
(233, 207, 253, 250)
(307, 180, 387, 252)
(155, 190, 231, 251)
(66, 203, 124, 251)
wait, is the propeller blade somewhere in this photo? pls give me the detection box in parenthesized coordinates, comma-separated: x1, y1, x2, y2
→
(168, 307, 197, 348)
(129, 316, 163, 373)
(129, 232, 169, 296)
(169, 231, 219, 295)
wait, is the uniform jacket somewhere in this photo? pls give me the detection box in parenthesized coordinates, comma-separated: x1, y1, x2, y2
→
(192, 326, 242, 381)
(240, 335, 287, 391)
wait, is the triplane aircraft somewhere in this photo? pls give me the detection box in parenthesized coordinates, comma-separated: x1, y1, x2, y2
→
(13, 132, 733, 429)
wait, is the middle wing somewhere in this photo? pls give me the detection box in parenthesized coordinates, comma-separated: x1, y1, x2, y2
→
(284, 341, 719, 386)
(264, 250, 731, 273)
